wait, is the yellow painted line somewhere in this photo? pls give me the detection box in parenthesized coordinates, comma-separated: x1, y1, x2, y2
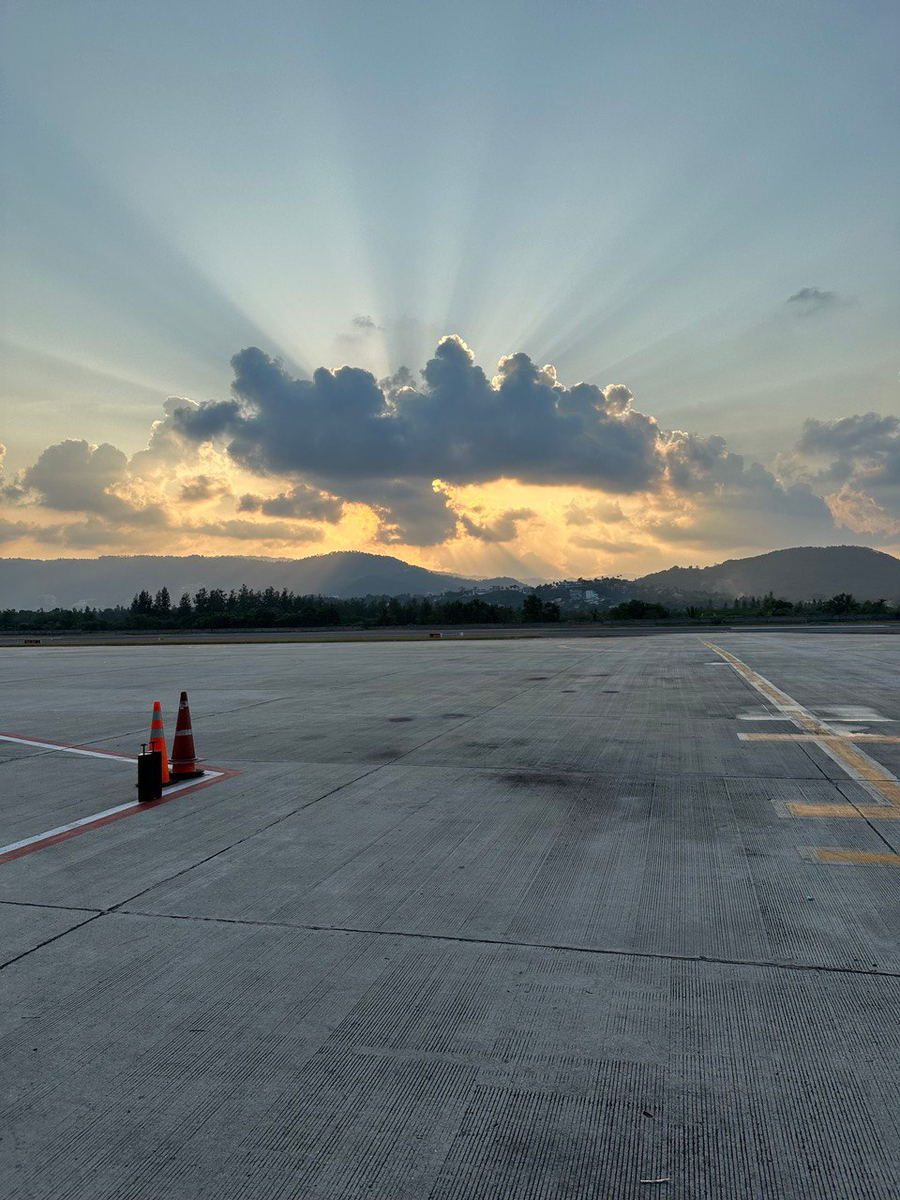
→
(700, 640, 830, 734)
(787, 802, 900, 819)
(740, 732, 900, 743)
(702, 638, 900, 811)
(812, 848, 900, 865)
(703, 638, 900, 863)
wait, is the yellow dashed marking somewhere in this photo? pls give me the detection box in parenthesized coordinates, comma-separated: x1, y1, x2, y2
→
(810, 848, 900, 866)
(740, 732, 900, 743)
(787, 802, 900, 819)
(702, 638, 900, 811)
(702, 638, 900, 863)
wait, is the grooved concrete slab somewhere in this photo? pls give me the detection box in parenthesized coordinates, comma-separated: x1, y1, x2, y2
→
(1, 634, 899, 1198)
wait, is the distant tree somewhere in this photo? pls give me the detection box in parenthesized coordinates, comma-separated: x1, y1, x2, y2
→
(154, 586, 171, 614)
(131, 589, 153, 616)
(823, 592, 857, 616)
(760, 593, 793, 616)
(608, 599, 669, 620)
(176, 592, 193, 623)
(522, 593, 544, 622)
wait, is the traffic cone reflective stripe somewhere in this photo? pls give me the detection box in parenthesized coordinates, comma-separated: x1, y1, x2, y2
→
(170, 690, 202, 778)
(148, 700, 170, 784)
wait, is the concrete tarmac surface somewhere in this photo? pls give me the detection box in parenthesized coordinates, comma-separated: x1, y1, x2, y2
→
(1, 634, 898, 1198)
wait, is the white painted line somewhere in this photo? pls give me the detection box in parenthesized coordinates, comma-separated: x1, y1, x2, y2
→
(0, 770, 224, 858)
(0, 734, 137, 763)
(704, 639, 900, 807)
(821, 706, 894, 722)
(828, 717, 894, 724)
(0, 801, 142, 855)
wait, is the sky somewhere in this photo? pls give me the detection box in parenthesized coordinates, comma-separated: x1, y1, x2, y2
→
(1, 0, 898, 581)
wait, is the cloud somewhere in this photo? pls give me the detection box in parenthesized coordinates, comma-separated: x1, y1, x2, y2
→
(569, 534, 642, 552)
(379, 365, 417, 401)
(237, 482, 344, 523)
(28, 516, 136, 549)
(565, 498, 626, 526)
(179, 474, 232, 503)
(15, 439, 168, 529)
(795, 412, 900, 481)
(785, 412, 900, 537)
(662, 429, 830, 513)
(8, 338, 893, 566)
(0, 517, 31, 546)
(130, 397, 201, 473)
(786, 286, 842, 314)
(459, 507, 535, 543)
(364, 480, 459, 546)
(825, 485, 900, 538)
(336, 314, 384, 346)
(647, 428, 838, 549)
(173, 336, 665, 495)
(154, 335, 851, 548)
(192, 519, 326, 543)
(21, 439, 129, 514)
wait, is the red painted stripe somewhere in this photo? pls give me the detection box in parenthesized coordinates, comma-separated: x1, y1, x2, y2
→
(0, 731, 136, 759)
(0, 765, 241, 866)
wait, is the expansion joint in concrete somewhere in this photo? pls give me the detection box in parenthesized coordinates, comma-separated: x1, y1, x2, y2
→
(112, 907, 900, 981)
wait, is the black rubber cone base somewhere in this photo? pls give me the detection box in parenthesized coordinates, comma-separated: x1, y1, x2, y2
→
(165, 769, 205, 785)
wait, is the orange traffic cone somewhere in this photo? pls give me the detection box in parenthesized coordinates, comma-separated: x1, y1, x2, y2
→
(148, 700, 170, 784)
(170, 690, 203, 780)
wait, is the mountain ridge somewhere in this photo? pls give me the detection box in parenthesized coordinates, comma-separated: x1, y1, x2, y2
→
(638, 545, 900, 603)
(0, 551, 516, 609)
(1, 545, 898, 609)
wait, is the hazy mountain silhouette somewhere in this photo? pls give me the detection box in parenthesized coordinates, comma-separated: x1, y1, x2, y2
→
(638, 546, 900, 603)
(2, 545, 898, 609)
(0, 552, 514, 609)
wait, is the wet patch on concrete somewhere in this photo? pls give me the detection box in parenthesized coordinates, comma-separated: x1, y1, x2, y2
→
(502, 769, 581, 789)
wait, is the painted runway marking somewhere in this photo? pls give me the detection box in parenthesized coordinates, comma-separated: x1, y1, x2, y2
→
(799, 846, 900, 866)
(701, 641, 900, 805)
(821, 705, 894, 722)
(0, 733, 137, 762)
(787, 802, 900, 819)
(0, 729, 236, 866)
(0, 770, 231, 866)
(739, 732, 900, 743)
(701, 640, 900, 861)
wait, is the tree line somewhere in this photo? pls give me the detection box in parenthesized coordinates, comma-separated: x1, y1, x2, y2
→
(0, 585, 894, 633)
(0, 585, 554, 631)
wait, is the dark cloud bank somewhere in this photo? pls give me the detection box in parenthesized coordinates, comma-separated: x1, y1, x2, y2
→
(165, 334, 834, 544)
(786, 286, 845, 315)
(4, 336, 897, 552)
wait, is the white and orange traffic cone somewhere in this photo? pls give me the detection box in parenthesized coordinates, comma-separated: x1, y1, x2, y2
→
(148, 700, 170, 784)
(170, 690, 203, 780)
